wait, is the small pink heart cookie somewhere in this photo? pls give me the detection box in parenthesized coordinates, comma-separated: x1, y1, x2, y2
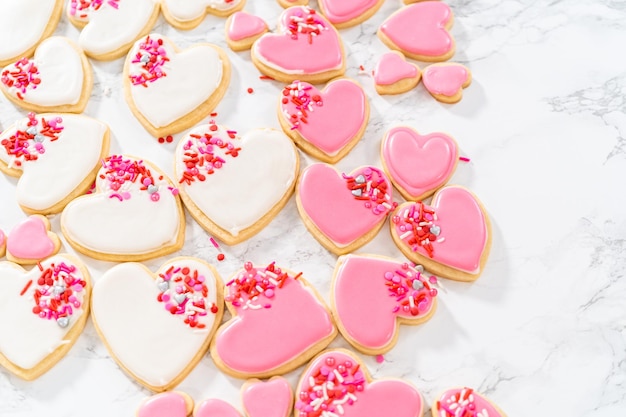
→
(137, 392, 194, 417)
(278, 79, 369, 163)
(318, 0, 385, 29)
(161, 0, 245, 30)
(295, 349, 424, 417)
(6, 215, 61, 265)
(373, 51, 421, 95)
(390, 186, 492, 281)
(195, 399, 243, 417)
(252, 6, 346, 84)
(422, 63, 472, 103)
(433, 387, 507, 417)
(211, 261, 337, 378)
(332, 254, 438, 355)
(242, 377, 293, 417)
(381, 126, 459, 201)
(226, 12, 268, 52)
(0, 230, 5, 258)
(297, 164, 397, 255)
(378, 2, 455, 62)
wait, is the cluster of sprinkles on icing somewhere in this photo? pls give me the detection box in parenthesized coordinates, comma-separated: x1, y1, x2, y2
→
(22, 261, 87, 328)
(343, 168, 397, 216)
(385, 262, 437, 316)
(178, 123, 241, 185)
(129, 35, 169, 87)
(282, 81, 323, 129)
(436, 388, 490, 417)
(288, 7, 328, 44)
(225, 262, 302, 310)
(295, 355, 365, 417)
(155, 264, 218, 329)
(392, 202, 442, 257)
(1, 58, 42, 100)
(69, 0, 120, 18)
(1, 113, 63, 168)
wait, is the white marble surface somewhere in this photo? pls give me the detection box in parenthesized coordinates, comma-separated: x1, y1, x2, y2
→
(1, 0, 625, 416)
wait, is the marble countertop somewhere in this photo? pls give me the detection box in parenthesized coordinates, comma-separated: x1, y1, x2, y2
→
(1, 0, 625, 416)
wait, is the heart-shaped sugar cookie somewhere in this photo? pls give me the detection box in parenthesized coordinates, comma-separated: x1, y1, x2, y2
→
(422, 63, 472, 103)
(138, 392, 194, 417)
(390, 186, 491, 281)
(0, 254, 91, 380)
(195, 399, 243, 417)
(0, 113, 110, 214)
(242, 377, 293, 417)
(297, 164, 396, 255)
(211, 262, 336, 378)
(67, 0, 160, 60)
(161, 0, 245, 30)
(226, 11, 268, 51)
(378, 2, 455, 62)
(92, 258, 223, 391)
(175, 125, 299, 245)
(278, 79, 369, 163)
(252, 6, 345, 84)
(295, 349, 424, 417)
(373, 52, 421, 95)
(61, 155, 185, 262)
(381, 126, 458, 201)
(332, 254, 438, 354)
(277, 0, 308, 8)
(0, 230, 5, 258)
(6, 215, 61, 264)
(124, 34, 231, 138)
(318, 0, 384, 28)
(433, 387, 507, 417)
(0, 37, 92, 113)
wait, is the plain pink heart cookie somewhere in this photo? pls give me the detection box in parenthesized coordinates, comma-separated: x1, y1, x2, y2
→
(160, 0, 246, 30)
(6, 215, 60, 265)
(0, 37, 93, 113)
(433, 387, 508, 417)
(67, 0, 160, 60)
(423, 63, 472, 103)
(295, 349, 424, 417)
(195, 399, 243, 417)
(0, 113, 110, 215)
(92, 258, 224, 392)
(0, 254, 91, 380)
(373, 51, 421, 95)
(296, 164, 397, 255)
(381, 126, 458, 201)
(226, 12, 268, 51)
(252, 6, 346, 84)
(242, 377, 293, 417)
(332, 254, 438, 355)
(318, 0, 385, 29)
(137, 392, 194, 417)
(174, 124, 299, 245)
(123, 34, 231, 138)
(278, 79, 368, 163)
(61, 155, 185, 262)
(390, 186, 492, 281)
(378, 1, 455, 62)
(211, 261, 337, 379)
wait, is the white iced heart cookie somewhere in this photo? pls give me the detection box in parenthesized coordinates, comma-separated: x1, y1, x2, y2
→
(0, 113, 110, 214)
(0, 0, 64, 67)
(0, 37, 92, 113)
(91, 258, 223, 392)
(124, 34, 231, 138)
(61, 155, 185, 262)
(67, 0, 160, 60)
(161, 0, 245, 30)
(174, 124, 299, 245)
(0, 254, 91, 380)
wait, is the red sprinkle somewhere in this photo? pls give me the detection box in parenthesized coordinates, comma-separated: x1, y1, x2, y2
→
(247, 87, 254, 94)
(217, 253, 225, 261)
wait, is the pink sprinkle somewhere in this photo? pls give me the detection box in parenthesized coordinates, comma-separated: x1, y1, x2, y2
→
(459, 156, 471, 162)
(375, 355, 384, 363)
(209, 237, 220, 249)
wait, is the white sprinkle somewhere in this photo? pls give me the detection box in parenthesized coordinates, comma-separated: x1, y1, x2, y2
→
(437, 237, 445, 243)
(333, 369, 344, 383)
(399, 231, 412, 239)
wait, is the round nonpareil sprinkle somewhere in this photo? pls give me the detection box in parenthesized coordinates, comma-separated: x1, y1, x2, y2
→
(343, 168, 397, 216)
(129, 35, 169, 87)
(281, 81, 323, 129)
(0, 113, 63, 168)
(392, 202, 442, 258)
(385, 263, 437, 316)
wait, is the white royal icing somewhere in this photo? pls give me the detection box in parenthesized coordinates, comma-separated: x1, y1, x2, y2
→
(92, 261, 218, 387)
(0, 114, 107, 211)
(174, 127, 297, 236)
(0, 0, 58, 62)
(163, 0, 242, 21)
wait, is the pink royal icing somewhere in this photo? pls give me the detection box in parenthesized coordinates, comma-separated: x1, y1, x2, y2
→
(373, 52, 418, 86)
(243, 378, 292, 417)
(228, 12, 267, 42)
(436, 387, 504, 417)
(138, 392, 189, 417)
(7, 216, 56, 260)
(422, 64, 470, 97)
(195, 399, 242, 417)
(319, 0, 381, 25)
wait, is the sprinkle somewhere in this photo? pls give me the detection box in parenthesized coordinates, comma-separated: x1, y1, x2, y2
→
(1, 113, 63, 167)
(259, 75, 274, 80)
(375, 355, 384, 363)
(281, 80, 323, 129)
(100, 155, 161, 203)
(459, 156, 471, 162)
(247, 87, 254, 94)
(129, 35, 169, 87)
(225, 262, 299, 309)
(342, 168, 397, 216)
(385, 263, 437, 316)
(287, 7, 328, 44)
(69, 0, 120, 18)
(392, 202, 441, 258)
(1, 58, 42, 99)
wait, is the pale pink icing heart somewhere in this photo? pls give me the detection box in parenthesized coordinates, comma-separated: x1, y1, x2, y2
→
(138, 392, 189, 417)
(296, 350, 423, 417)
(228, 12, 268, 42)
(319, 0, 381, 25)
(422, 64, 470, 97)
(374, 52, 418, 86)
(333, 255, 437, 351)
(243, 378, 292, 417)
(380, 2, 454, 59)
(392, 186, 487, 274)
(298, 164, 394, 246)
(195, 399, 242, 417)
(382, 127, 458, 199)
(435, 387, 504, 417)
(280, 79, 367, 156)
(7, 216, 55, 260)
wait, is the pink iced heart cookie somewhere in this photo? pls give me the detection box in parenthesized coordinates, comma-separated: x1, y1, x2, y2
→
(0, 37, 92, 113)
(318, 0, 385, 28)
(242, 377, 293, 417)
(433, 387, 507, 417)
(297, 164, 396, 255)
(332, 254, 438, 354)
(373, 52, 421, 95)
(378, 2, 455, 62)
(92, 258, 224, 391)
(195, 399, 243, 417)
(0, 113, 110, 214)
(422, 63, 472, 103)
(161, 0, 245, 30)
(279, 79, 368, 163)
(6, 215, 60, 265)
(252, 6, 346, 84)
(137, 392, 194, 417)
(226, 12, 268, 51)
(0, 254, 91, 380)
(295, 349, 424, 417)
(390, 186, 491, 281)
(211, 262, 336, 378)
(381, 126, 458, 201)
(0, 230, 5, 258)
